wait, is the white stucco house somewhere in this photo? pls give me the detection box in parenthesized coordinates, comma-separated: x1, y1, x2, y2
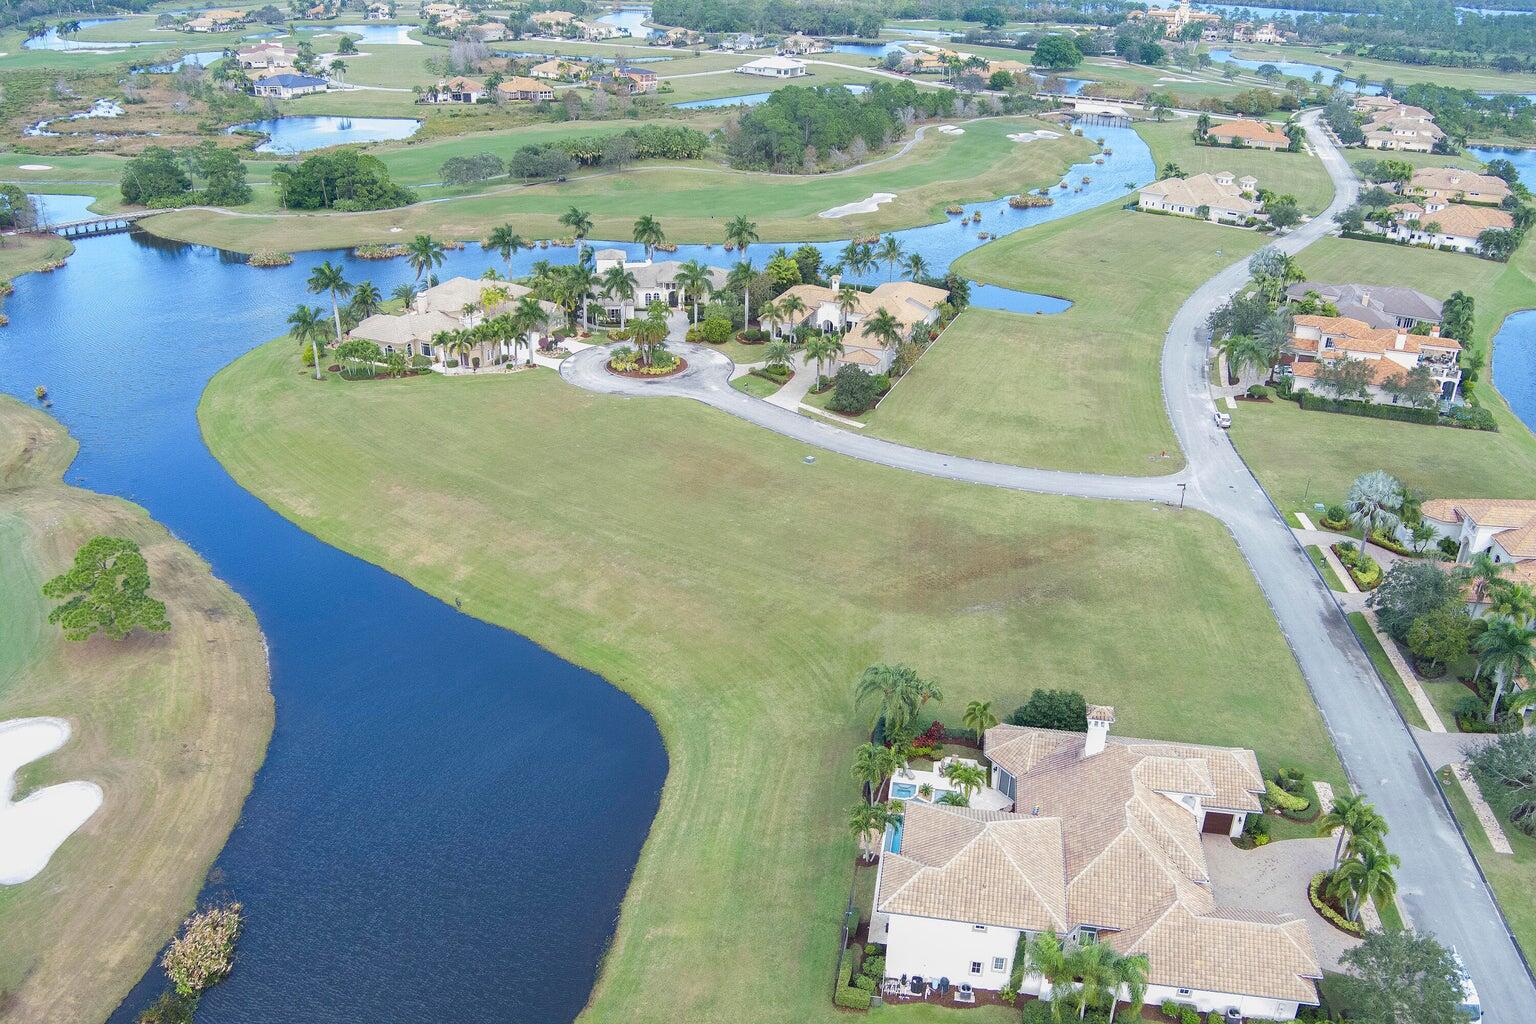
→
(1418, 499, 1536, 614)
(1138, 171, 1262, 224)
(737, 55, 807, 78)
(350, 276, 559, 368)
(590, 249, 729, 323)
(1284, 314, 1462, 404)
(764, 276, 948, 373)
(1374, 200, 1515, 255)
(871, 707, 1323, 1020)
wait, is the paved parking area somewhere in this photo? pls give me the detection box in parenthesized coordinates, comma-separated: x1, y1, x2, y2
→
(1203, 835, 1361, 971)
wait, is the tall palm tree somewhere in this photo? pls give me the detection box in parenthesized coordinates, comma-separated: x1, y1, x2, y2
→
(480, 284, 511, 314)
(962, 699, 997, 742)
(349, 280, 382, 319)
(726, 260, 756, 327)
(864, 307, 903, 352)
(876, 235, 905, 281)
(512, 295, 547, 360)
(391, 282, 418, 307)
(1316, 793, 1383, 871)
(306, 260, 352, 349)
(567, 262, 598, 329)
(836, 285, 861, 330)
(675, 259, 713, 324)
(852, 742, 900, 803)
(724, 214, 759, 263)
(482, 224, 524, 279)
(1344, 470, 1404, 549)
(1104, 949, 1150, 1023)
(941, 760, 986, 799)
(1475, 616, 1536, 722)
(1220, 333, 1272, 385)
(1328, 844, 1400, 923)
(802, 333, 838, 380)
(848, 801, 902, 862)
(406, 234, 445, 284)
(1064, 942, 1117, 1020)
(756, 299, 781, 337)
(287, 303, 328, 381)
(902, 252, 930, 282)
(1461, 550, 1512, 605)
(854, 663, 924, 737)
(600, 264, 638, 324)
(775, 292, 807, 337)
(632, 214, 665, 260)
(1024, 933, 1073, 1014)
(558, 206, 593, 262)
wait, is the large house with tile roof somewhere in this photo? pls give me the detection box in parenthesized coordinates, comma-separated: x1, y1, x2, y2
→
(1138, 171, 1262, 224)
(1376, 198, 1514, 254)
(872, 708, 1322, 1020)
(1284, 313, 1462, 403)
(591, 250, 729, 323)
(1283, 282, 1442, 331)
(350, 277, 559, 367)
(1421, 499, 1536, 609)
(1407, 166, 1511, 206)
(1206, 118, 1290, 150)
(764, 276, 949, 372)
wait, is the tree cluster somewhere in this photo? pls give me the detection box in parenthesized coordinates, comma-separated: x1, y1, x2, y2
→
(120, 143, 251, 208)
(724, 81, 946, 172)
(651, 0, 883, 37)
(272, 149, 415, 211)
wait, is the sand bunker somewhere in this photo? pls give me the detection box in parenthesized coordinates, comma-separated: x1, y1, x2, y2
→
(1, 717, 103, 886)
(818, 193, 897, 219)
(937, 125, 965, 135)
(18, 164, 52, 170)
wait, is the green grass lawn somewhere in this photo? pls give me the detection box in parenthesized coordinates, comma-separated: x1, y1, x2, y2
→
(139, 115, 1095, 251)
(1138, 118, 1336, 215)
(730, 372, 782, 397)
(0, 234, 72, 281)
(199, 335, 1345, 1024)
(1227, 234, 1536, 511)
(1438, 765, 1536, 964)
(1305, 545, 1346, 593)
(877, 200, 1266, 475)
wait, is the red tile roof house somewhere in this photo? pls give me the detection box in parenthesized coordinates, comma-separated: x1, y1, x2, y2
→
(1284, 314, 1462, 404)
(1419, 499, 1536, 620)
(1205, 118, 1291, 150)
(870, 707, 1323, 1020)
(1376, 199, 1515, 254)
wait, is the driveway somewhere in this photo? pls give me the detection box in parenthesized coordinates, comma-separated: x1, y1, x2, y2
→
(1204, 835, 1360, 971)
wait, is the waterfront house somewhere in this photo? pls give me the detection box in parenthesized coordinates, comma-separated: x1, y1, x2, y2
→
(1138, 171, 1262, 224)
(425, 76, 486, 103)
(183, 7, 247, 31)
(1421, 499, 1536, 610)
(612, 65, 658, 93)
(350, 277, 560, 367)
(469, 21, 507, 42)
(530, 58, 586, 81)
(1406, 166, 1511, 206)
(1362, 113, 1443, 153)
(237, 42, 297, 69)
(763, 276, 948, 372)
(872, 707, 1322, 1020)
(590, 250, 729, 322)
(1284, 314, 1462, 403)
(737, 55, 807, 78)
(1205, 118, 1290, 150)
(1132, 0, 1220, 32)
(497, 76, 554, 102)
(1231, 21, 1284, 43)
(1283, 282, 1442, 331)
(530, 9, 576, 30)
(365, 2, 392, 20)
(779, 33, 826, 54)
(251, 73, 327, 99)
(1376, 199, 1514, 254)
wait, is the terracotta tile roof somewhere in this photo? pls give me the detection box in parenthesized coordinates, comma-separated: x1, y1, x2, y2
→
(1206, 118, 1289, 145)
(1407, 202, 1514, 240)
(1409, 166, 1511, 201)
(1422, 498, 1536, 528)
(1108, 902, 1322, 1002)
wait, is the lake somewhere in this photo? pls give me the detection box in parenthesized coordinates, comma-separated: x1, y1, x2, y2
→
(1207, 48, 1384, 93)
(138, 49, 223, 72)
(227, 115, 422, 153)
(595, 7, 653, 37)
(1492, 310, 1536, 437)
(22, 17, 144, 50)
(1467, 145, 1536, 186)
(332, 23, 423, 45)
(674, 84, 868, 108)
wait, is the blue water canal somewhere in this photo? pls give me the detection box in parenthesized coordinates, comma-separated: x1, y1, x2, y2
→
(0, 120, 1148, 1021)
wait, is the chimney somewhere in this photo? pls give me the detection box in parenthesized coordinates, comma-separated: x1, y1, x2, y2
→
(1430, 324, 1441, 338)
(1359, 289, 1370, 307)
(830, 273, 842, 291)
(1084, 705, 1114, 757)
(1395, 332, 1407, 350)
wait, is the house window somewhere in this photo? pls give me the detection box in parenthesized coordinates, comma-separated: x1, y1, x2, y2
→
(421, 343, 434, 357)
(972, 924, 987, 932)
(992, 957, 1006, 972)
(970, 962, 983, 976)
(1177, 988, 1193, 997)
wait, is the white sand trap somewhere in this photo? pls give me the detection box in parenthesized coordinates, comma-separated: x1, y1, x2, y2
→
(937, 125, 965, 135)
(389, 226, 403, 233)
(1033, 129, 1061, 139)
(1, 717, 103, 886)
(1007, 132, 1040, 144)
(818, 192, 897, 219)
(18, 164, 53, 170)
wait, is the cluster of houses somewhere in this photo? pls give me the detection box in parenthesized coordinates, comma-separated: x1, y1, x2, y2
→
(179, 7, 248, 32)
(1352, 95, 1444, 154)
(762, 275, 950, 373)
(1138, 171, 1264, 225)
(1370, 165, 1516, 254)
(871, 707, 1325, 1020)
(350, 277, 561, 367)
(901, 42, 1031, 83)
(1128, 0, 1288, 43)
(529, 8, 623, 41)
(519, 58, 658, 93)
(420, 62, 657, 104)
(1277, 281, 1462, 404)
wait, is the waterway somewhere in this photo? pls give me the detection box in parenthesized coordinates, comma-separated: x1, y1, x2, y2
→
(595, 7, 652, 37)
(1468, 144, 1536, 183)
(331, 22, 423, 45)
(227, 115, 422, 153)
(673, 83, 868, 109)
(21, 17, 143, 50)
(1207, 47, 1384, 93)
(139, 49, 224, 72)
(0, 117, 1150, 1019)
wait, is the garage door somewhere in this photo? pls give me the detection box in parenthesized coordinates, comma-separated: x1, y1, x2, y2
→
(1202, 812, 1234, 835)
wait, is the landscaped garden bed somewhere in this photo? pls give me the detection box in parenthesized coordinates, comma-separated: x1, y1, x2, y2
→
(1309, 872, 1366, 937)
(1332, 541, 1382, 590)
(608, 346, 687, 379)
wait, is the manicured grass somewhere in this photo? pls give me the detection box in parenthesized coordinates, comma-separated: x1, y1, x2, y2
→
(659, 62, 912, 104)
(1137, 118, 1335, 215)
(0, 397, 272, 1024)
(0, 234, 72, 281)
(1228, 234, 1536, 511)
(1376, 895, 1406, 933)
(138, 116, 1095, 251)
(199, 335, 1345, 1024)
(730, 372, 782, 397)
(1305, 545, 1346, 593)
(1346, 611, 1429, 732)
(885, 201, 1266, 475)
(1437, 765, 1536, 964)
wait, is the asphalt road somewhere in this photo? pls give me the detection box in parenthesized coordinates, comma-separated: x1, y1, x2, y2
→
(561, 110, 1534, 1017)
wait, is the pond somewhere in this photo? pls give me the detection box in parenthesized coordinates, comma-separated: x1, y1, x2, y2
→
(137, 49, 224, 72)
(25, 99, 125, 137)
(227, 115, 422, 153)
(1207, 48, 1383, 94)
(332, 22, 423, 45)
(21, 17, 143, 50)
(0, 220, 669, 1024)
(595, 6, 653, 37)
(1467, 145, 1536, 186)
(830, 39, 914, 57)
(673, 84, 867, 109)
(27, 193, 99, 225)
(1492, 309, 1536, 436)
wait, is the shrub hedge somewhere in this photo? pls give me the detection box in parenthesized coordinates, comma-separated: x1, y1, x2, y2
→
(1295, 391, 1497, 431)
(834, 954, 871, 1010)
(1309, 872, 1364, 936)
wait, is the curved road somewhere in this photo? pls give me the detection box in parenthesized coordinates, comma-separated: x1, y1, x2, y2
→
(562, 110, 1534, 1017)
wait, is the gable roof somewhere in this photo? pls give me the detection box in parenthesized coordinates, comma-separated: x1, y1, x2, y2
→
(1206, 118, 1289, 145)
(1409, 166, 1511, 200)
(1140, 173, 1258, 213)
(1284, 282, 1442, 328)
(1400, 202, 1513, 239)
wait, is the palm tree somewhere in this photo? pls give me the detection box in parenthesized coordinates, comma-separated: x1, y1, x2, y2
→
(724, 214, 759, 262)
(962, 699, 997, 742)
(512, 295, 547, 360)
(802, 333, 838, 380)
(558, 206, 593, 262)
(763, 338, 792, 372)
(567, 262, 598, 329)
(1345, 470, 1404, 549)
(756, 299, 781, 337)
(1487, 581, 1536, 626)
(349, 280, 382, 319)
(726, 260, 756, 327)
(306, 260, 352, 349)
(675, 259, 713, 324)
(854, 663, 925, 737)
(1328, 844, 1400, 923)
(848, 801, 902, 862)
(1103, 949, 1149, 1023)
(1316, 793, 1383, 871)
(632, 214, 665, 260)
(1220, 333, 1272, 385)
(630, 310, 669, 367)
(480, 284, 511, 315)
(840, 240, 875, 278)
(875, 235, 905, 282)
(1461, 550, 1512, 605)
(902, 252, 930, 282)
(1064, 942, 1117, 1020)
(1024, 933, 1073, 1013)
(864, 307, 903, 352)
(600, 264, 638, 325)
(775, 292, 807, 337)
(941, 760, 986, 799)
(405, 234, 445, 284)
(1475, 616, 1536, 722)
(836, 286, 861, 330)
(390, 282, 418, 307)
(482, 224, 524, 279)
(852, 742, 900, 803)
(287, 303, 328, 381)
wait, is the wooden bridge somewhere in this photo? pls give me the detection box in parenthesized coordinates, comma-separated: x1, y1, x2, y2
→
(48, 211, 156, 238)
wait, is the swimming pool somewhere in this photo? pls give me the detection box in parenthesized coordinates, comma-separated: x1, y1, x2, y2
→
(891, 782, 917, 799)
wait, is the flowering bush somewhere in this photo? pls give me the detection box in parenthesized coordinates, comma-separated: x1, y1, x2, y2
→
(161, 903, 243, 997)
